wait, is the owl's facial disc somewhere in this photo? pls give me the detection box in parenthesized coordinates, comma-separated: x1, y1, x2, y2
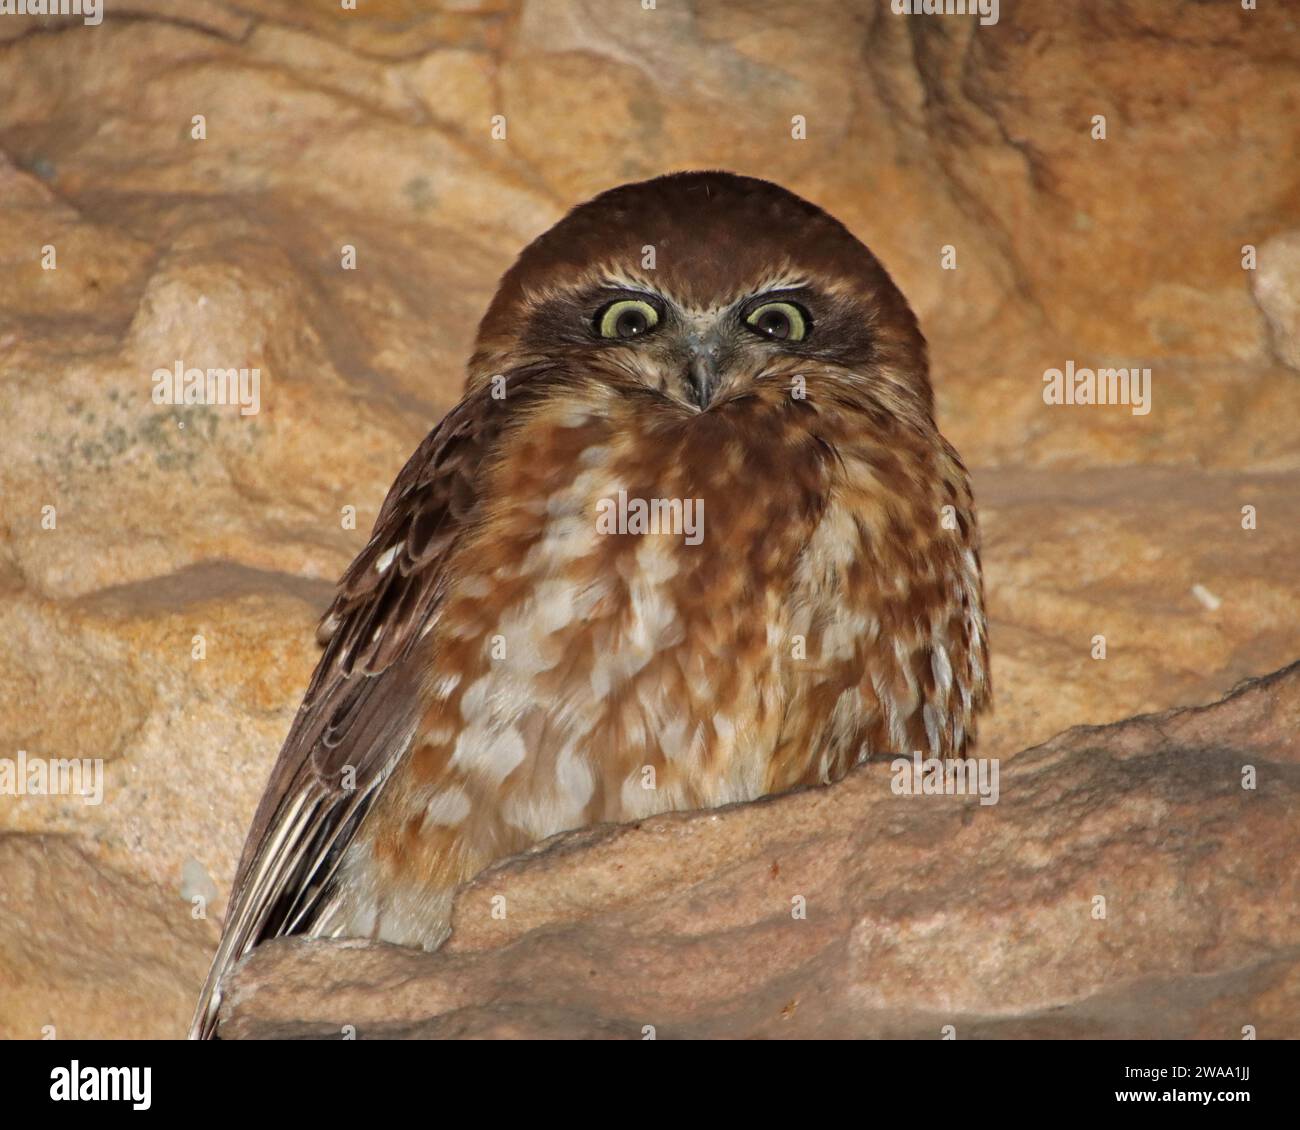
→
(588, 287, 816, 410)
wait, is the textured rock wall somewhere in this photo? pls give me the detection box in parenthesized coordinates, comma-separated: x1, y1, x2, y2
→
(0, 1, 1296, 1038)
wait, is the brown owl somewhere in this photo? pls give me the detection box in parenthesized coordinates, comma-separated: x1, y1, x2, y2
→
(190, 170, 989, 1038)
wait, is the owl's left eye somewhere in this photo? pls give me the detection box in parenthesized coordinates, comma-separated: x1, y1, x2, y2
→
(595, 299, 660, 340)
(744, 301, 810, 342)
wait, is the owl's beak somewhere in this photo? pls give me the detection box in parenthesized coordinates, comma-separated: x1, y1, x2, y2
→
(684, 329, 724, 408)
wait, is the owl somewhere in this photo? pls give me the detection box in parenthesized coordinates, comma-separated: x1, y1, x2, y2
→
(190, 171, 989, 1038)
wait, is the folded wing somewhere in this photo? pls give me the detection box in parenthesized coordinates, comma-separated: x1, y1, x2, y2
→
(188, 373, 533, 1039)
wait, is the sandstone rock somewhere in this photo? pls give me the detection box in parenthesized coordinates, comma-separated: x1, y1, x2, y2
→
(1253, 231, 1300, 372)
(0, 1, 1296, 1039)
(220, 662, 1300, 1039)
(974, 466, 1300, 755)
(0, 836, 213, 1040)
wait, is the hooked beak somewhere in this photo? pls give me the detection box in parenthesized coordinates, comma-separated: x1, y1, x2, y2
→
(684, 329, 724, 408)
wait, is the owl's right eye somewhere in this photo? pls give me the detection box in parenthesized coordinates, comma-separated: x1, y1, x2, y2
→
(595, 299, 660, 340)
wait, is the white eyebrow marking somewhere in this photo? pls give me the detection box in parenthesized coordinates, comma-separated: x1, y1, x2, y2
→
(750, 272, 812, 295)
(587, 266, 814, 316)
(595, 265, 657, 292)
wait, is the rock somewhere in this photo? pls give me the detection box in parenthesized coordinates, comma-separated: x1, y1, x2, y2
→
(219, 662, 1300, 1039)
(0, 1, 1297, 1039)
(1253, 231, 1300, 372)
(974, 467, 1300, 755)
(0, 837, 213, 1040)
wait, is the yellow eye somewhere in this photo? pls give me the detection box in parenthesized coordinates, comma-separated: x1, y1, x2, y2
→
(597, 299, 660, 340)
(745, 301, 809, 342)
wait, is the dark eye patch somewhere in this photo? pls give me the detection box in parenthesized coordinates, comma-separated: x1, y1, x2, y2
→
(521, 286, 665, 350)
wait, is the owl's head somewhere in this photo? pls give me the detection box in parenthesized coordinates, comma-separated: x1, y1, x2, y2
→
(469, 171, 932, 418)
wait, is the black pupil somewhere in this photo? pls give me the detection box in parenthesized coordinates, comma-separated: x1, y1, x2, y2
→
(616, 307, 650, 337)
(756, 309, 791, 339)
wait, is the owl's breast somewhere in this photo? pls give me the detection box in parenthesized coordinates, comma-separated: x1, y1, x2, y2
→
(381, 392, 827, 851)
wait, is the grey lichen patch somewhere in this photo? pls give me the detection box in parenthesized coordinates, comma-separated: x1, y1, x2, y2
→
(139, 407, 222, 473)
(33, 393, 260, 480)
(403, 175, 436, 212)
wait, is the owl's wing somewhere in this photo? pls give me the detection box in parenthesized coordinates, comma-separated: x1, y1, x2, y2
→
(189, 372, 532, 1040)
